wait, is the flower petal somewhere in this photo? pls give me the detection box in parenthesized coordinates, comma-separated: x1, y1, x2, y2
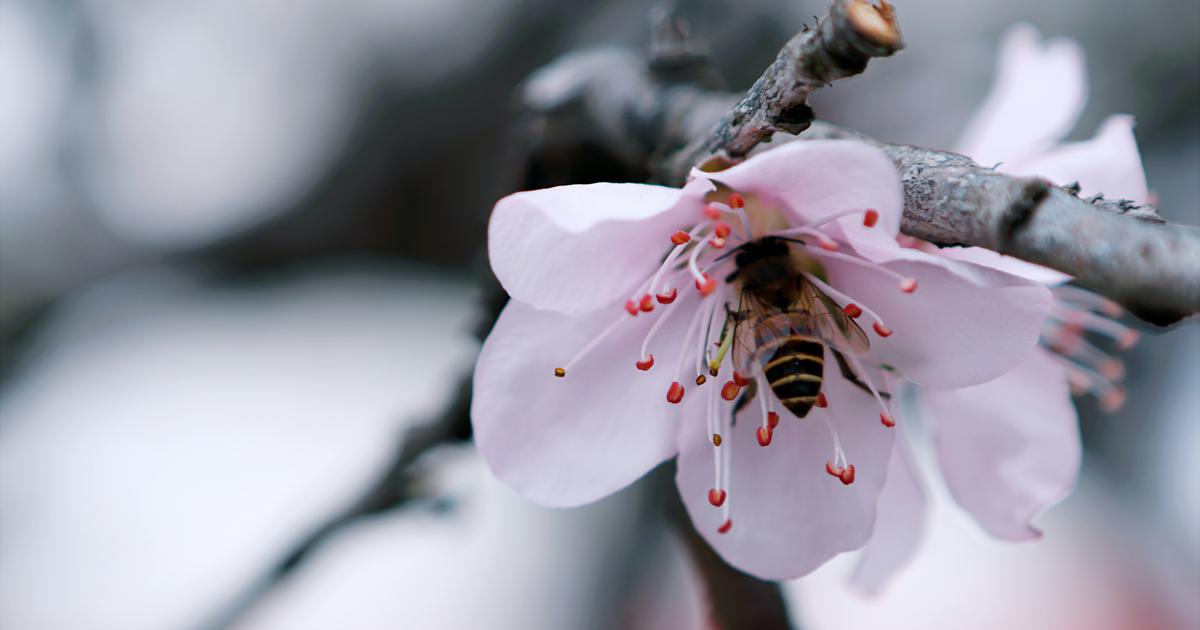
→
(934, 246, 1071, 286)
(821, 247, 1052, 389)
(955, 24, 1086, 167)
(675, 366, 894, 580)
(472, 294, 700, 507)
(695, 140, 903, 249)
(851, 423, 927, 595)
(922, 349, 1081, 540)
(1005, 115, 1148, 204)
(488, 180, 710, 314)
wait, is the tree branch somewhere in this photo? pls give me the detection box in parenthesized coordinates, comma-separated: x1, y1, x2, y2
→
(520, 2, 1199, 325)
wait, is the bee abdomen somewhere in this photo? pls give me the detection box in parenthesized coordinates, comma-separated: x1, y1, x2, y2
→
(765, 336, 824, 418)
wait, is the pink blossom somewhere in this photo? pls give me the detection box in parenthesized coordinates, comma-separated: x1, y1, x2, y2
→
(853, 24, 1146, 594)
(473, 139, 1051, 579)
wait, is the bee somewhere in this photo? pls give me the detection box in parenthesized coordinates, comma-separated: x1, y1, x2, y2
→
(724, 236, 874, 418)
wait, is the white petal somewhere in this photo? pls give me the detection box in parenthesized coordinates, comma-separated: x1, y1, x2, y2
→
(851, 426, 927, 595)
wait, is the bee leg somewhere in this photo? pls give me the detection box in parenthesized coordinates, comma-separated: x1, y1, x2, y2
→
(732, 378, 758, 423)
(831, 350, 891, 400)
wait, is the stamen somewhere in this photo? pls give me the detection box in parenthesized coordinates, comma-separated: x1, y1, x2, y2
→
(1052, 285, 1124, 318)
(709, 236, 727, 249)
(863, 209, 879, 227)
(721, 381, 740, 401)
(1050, 305, 1139, 349)
(656, 288, 678, 304)
(819, 410, 852, 484)
(638, 294, 655, 312)
(713, 222, 732, 239)
(557, 313, 628, 376)
(718, 519, 733, 534)
(733, 371, 751, 387)
(708, 488, 727, 507)
(636, 355, 655, 371)
(695, 274, 716, 296)
(756, 426, 773, 447)
(704, 204, 722, 220)
(670, 231, 692, 245)
(802, 273, 890, 332)
(843, 303, 863, 318)
(728, 193, 745, 209)
(873, 322, 893, 337)
(880, 412, 896, 428)
(790, 226, 840, 251)
(712, 433, 722, 446)
(639, 292, 690, 370)
(767, 411, 780, 429)
(844, 353, 894, 427)
(624, 300, 639, 316)
(816, 391, 828, 408)
(696, 375, 707, 385)
(806, 248, 918, 293)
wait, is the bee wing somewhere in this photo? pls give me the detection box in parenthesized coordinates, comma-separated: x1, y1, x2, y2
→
(733, 310, 817, 375)
(797, 280, 871, 356)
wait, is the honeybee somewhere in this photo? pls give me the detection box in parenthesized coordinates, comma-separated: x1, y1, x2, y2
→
(725, 237, 875, 417)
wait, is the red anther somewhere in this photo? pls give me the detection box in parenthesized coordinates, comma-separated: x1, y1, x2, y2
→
(639, 294, 655, 312)
(717, 519, 733, 534)
(767, 411, 780, 429)
(704, 204, 722, 220)
(696, 274, 716, 296)
(818, 239, 840, 252)
(899, 277, 918, 293)
(721, 381, 740, 401)
(816, 392, 828, 408)
(756, 426, 773, 447)
(1118, 330, 1140, 350)
(728, 193, 746, 209)
(670, 230, 692, 246)
(714, 222, 732, 238)
(839, 464, 857, 485)
(708, 489, 727, 507)
(709, 236, 727, 249)
(732, 371, 751, 387)
(625, 299, 639, 316)
(825, 460, 844, 478)
(873, 321, 893, 337)
(666, 381, 685, 404)
(880, 412, 896, 428)
(655, 288, 678, 304)
(712, 433, 723, 447)
(842, 303, 863, 319)
(636, 355, 655, 371)
(863, 209, 879, 227)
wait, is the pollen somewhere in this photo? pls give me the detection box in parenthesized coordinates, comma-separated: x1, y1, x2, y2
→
(712, 433, 723, 446)
(756, 426, 773, 446)
(863, 209, 879, 227)
(624, 299, 639, 316)
(695, 374, 707, 386)
(554, 367, 566, 378)
(638, 294, 655, 312)
(728, 193, 745, 209)
(899, 277, 918, 293)
(717, 518, 733, 534)
(636, 355, 655, 371)
(708, 489, 727, 507)
(666, 381, 685, 404)
(670, 230, 692, 245)
(873, 322, 893, 337)
(656, 288, 678, 304)
(720, 380, 740, 401)
(880, 412, 896, 428)
(843, 303, 863, 318)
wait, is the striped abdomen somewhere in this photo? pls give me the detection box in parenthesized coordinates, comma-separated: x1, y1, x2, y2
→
(763, 335, 824, 418)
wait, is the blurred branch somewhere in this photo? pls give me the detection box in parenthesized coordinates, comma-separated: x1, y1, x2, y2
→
(523, 0, 1198, 326)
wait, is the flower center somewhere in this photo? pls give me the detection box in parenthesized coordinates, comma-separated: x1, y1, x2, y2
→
(553, 188, 918, 534)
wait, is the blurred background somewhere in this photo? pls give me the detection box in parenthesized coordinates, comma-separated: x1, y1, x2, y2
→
(1, 1, 1197, 629)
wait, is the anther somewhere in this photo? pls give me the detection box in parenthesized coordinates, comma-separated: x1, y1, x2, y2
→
(696, 274, 716, 296)
(863, 209, 879, 227)
(704, 204, 722, 220)
(721, 381, 740, 401)
(636, 355, 655, 371)
(639, 294, 655, 312)
(709, 364, 720, 377)
(767, 411, 780, 429)
(732, 371, 750, 387)
(899, 277, 918, 293)
(1100, 388, 1127, 412)
(709, 236, 727, 249)
(1118, 330, 1140, 350)
(670, 230, 692, 245)
(843, 303, 863, 319)
(656, 288, 678, 304)
(756, 426, 773, 447)
(695, 374, 707, 386)
(816, 392, 828, 408)
(554, 367, 566, 378)
(718, 518, 733, 534)
(880, 413, 895, 428)
(712, 433, 722, 446)
(714, 222, 732, 238)
(728, 193, 745, 209)
(839, 464, 857, 485)
(825, 460, 844, 478)
(624, 299, 639, 316)
(873, 322, 893, 337)
(666, 381, 685, 404)
(708, 489, 727, 507)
